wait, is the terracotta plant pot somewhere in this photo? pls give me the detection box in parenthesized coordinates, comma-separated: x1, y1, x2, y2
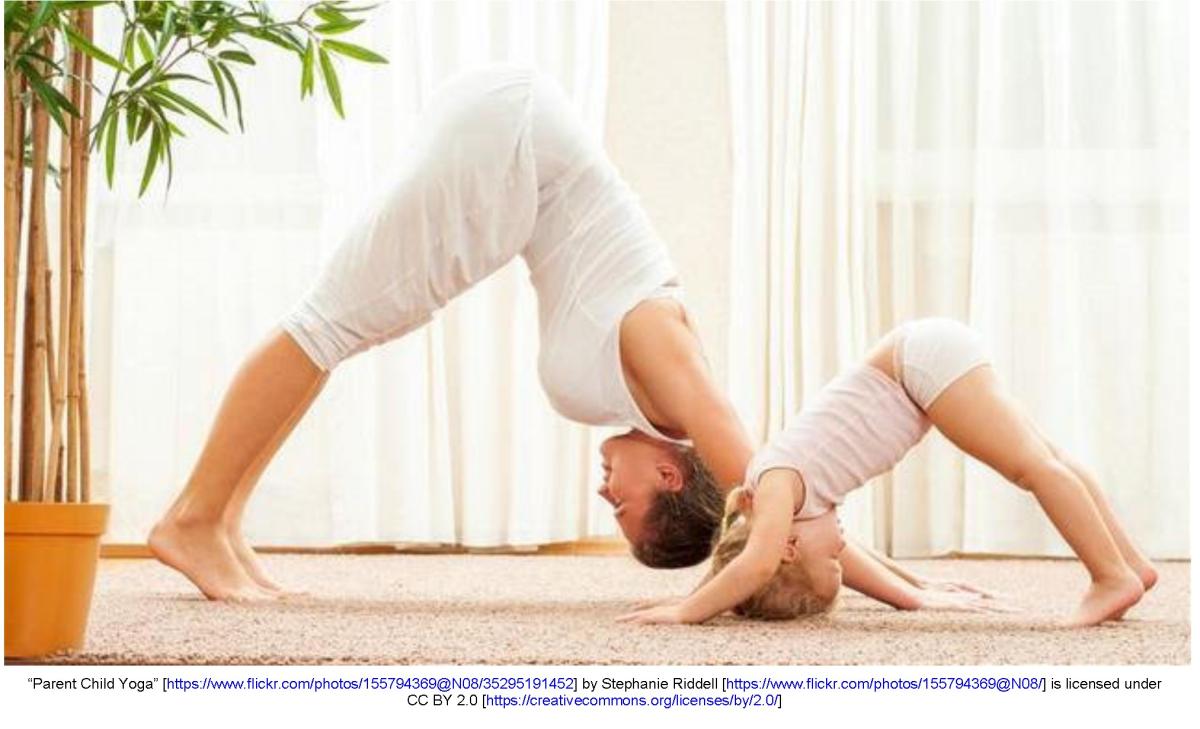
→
(5, 501, 109, 659)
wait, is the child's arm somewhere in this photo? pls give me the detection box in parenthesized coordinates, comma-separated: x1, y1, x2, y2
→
(840, 543, 1021, 613)
(838, 542, 923, 610)
(617, 469, 799, 624)
(844, 538, 1007, 598)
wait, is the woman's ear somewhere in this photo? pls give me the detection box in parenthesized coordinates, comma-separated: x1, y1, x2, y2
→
(655, 461, 685, 493)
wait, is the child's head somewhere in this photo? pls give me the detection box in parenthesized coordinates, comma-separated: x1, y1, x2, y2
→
(708, 486, 844, 620)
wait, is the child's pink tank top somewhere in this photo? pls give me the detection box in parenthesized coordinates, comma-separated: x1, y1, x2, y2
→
(745, 365, 931, 520)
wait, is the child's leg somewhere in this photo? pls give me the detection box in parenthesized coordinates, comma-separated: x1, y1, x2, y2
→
(924, 365, 1144, 626)
(220, 365, 327, 593)
(149, 328, 327, 601)
(1028, 424, 1158, 591)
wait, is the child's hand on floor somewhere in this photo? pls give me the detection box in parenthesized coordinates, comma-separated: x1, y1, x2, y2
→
(913, 577, 1010, 600)
(912, 589, 1024, 614)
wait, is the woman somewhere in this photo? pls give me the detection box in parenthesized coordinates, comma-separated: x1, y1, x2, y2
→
(150, 66, 752, 600)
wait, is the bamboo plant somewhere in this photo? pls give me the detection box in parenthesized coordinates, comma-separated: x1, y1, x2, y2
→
(4, 0, 387, 503)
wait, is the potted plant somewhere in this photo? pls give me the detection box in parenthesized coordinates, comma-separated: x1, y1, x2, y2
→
(4, 0, 386, 659)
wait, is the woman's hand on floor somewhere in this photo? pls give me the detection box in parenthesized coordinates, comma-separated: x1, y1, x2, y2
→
(631, 595, 684, 610)
(615, 604, 692, 625)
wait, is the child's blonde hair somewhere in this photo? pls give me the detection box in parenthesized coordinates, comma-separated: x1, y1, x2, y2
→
(708, 486, 836, 620)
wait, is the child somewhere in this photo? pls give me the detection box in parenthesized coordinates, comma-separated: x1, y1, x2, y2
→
(618, 318, 1157, 627)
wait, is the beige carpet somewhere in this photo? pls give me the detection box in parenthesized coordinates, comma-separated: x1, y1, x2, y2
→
(42, 555, 1189, 665)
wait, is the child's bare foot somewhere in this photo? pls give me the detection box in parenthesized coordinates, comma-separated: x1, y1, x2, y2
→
(1063, 571, 1145, 627)
(1133, 561, 1159, 592)
(149, 516, 277, 602)
(226, 530, 289, 594)
(1111, 561, 1158, 620)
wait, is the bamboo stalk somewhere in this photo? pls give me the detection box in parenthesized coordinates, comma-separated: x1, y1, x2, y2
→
(42, 270, 62, 500)
(19, 36, 52, 502)
(4, 74, 25, 501)
(2, 87, 9, 502)
(76, 11, 94, 503)
(46, 36, 82, 503)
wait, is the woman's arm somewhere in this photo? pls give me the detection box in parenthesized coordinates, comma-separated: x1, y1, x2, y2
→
(617, 470, 798, 624)
(619, 300, 755, 488)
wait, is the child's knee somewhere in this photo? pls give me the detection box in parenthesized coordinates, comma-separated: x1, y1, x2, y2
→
(1008, 453, 1072, 494)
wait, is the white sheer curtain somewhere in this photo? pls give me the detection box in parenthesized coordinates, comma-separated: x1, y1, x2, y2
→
(725, 0, 1188, 558)
(89, 0, 613, 546)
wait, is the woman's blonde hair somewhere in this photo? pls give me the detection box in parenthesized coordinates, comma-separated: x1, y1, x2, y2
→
(708, 486, 836, 620)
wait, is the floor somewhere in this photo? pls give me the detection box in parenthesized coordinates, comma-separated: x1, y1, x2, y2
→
(40, 554, 1190, 665)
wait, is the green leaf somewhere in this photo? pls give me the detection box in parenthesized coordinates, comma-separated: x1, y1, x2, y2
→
(217, 49, 255, 65)
(121, 29, 135, 68)
(28, 2, 55, 36)
(62, 23, 129, 73)
(246, 28, 302, 54)
(320, 39, 386, 64)
(126, 60, 153, 87)
(282, 26, 306, 50)
(156, 73, 210, 86)
(22, 50, 66, 76)
(146, 91, 185, 115)
(136, 30, 153, 64)
(314, 7, 349, 24)
(125, 100, 139, 143)
(317, 47, 342, 118)
(138, 124, 161, 197)
(104, 110, 118, 186)
(207, 19, 232, 48)
(150, 87, 226, 132)
(157, 5, 175, 54)
(333, 3, 383, 13)
(27, 73, 79, 135)
(300, 40, 314, 98)
(218, 62, 243, 131)
(314, 19, 364, 35)
(207, 58, 227, 115)
(134, 107, 152, 140)
(159, 117, 174, 189)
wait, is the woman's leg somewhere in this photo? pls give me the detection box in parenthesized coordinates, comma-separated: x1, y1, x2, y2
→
(221, 364, 327, 593)
(924, 365, 1144, 626)
(149, 328, 327, 601)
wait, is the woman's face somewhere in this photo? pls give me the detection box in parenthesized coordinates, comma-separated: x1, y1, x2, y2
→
(781, 510, 846, 601)
(596, 431, 683, 546)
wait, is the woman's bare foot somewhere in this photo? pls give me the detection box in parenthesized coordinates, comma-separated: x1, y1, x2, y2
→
(149, 516, 277, 602)
(226, 529, 288, 594)
(1064, 571, 1145, 627)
